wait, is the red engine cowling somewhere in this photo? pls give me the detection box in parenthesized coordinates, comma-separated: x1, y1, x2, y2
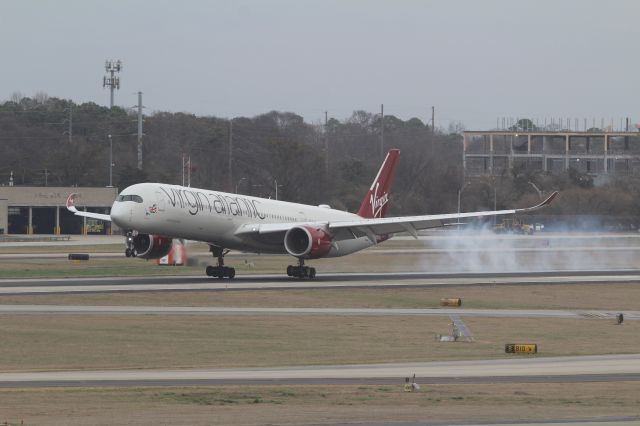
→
(284, 226, 332, 259)
(132, 234, 173, 259)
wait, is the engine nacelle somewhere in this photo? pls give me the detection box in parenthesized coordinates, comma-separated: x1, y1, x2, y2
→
(132, 234, 173, 259)
(284, 226, 332, 259)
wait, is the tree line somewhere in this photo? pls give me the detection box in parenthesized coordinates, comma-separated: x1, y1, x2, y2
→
(1, 95, 639, 224)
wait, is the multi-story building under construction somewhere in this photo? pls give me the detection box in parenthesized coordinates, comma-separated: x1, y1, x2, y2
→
(463, 129, 640, 177)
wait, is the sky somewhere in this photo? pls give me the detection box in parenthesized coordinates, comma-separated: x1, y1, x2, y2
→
(2, 0, 639, 130)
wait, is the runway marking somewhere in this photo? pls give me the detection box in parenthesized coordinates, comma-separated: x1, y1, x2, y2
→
(0, 304, 637, 320)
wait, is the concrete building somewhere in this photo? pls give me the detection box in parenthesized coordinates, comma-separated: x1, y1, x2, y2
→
(0, 186, 117, 235)
(463, 130, 640, 177)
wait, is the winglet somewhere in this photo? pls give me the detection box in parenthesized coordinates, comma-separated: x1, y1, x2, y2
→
(517, 191, 559, 213)
(66, 193, 79, 213)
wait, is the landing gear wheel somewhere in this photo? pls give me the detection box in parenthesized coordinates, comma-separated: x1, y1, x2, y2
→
(205, 265, 236, 279)
(286, 259, 316, 279)
(205, 246, 235, 279)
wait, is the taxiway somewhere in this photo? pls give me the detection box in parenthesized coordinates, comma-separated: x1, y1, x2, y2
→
(0, 354, 637, 388)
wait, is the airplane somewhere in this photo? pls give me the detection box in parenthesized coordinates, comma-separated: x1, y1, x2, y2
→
(66, 149, 558, 279)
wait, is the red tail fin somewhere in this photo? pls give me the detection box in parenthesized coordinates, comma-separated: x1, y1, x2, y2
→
(357, 149, 400, 218)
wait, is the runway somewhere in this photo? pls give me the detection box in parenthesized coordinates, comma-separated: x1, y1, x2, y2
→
(4, 244, 640, 259)
(0, 304, 637, 320)
(1, 270, 640, 295)
(0, 354, 637, 388)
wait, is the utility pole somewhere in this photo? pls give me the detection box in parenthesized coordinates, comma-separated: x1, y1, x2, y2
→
(181, 154, 191, 187)
(431, 106, 435, 135)
(228, 119, 233, 192)
(103, 60, 122, 108)
(108, 134, 113, 187)
(429, 106, 435, 157)
(137, 92, 143, 170)
(380, 103, 384, 161)
(68, 106, 73, 144)
(324, 111, 329, 181)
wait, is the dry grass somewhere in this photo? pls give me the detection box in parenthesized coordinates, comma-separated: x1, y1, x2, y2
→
(0, 315, 637, 372)
(3, 283, 640, 311)
(1, 382, 639, 425)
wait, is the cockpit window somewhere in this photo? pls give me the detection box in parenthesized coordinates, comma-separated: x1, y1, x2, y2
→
(116, 194, 143, 203)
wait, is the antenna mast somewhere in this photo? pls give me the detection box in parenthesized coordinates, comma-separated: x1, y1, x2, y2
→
(103, 60, 122, 108)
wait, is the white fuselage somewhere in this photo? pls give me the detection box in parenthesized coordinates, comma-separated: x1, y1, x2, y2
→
(110, 183, 377, 256)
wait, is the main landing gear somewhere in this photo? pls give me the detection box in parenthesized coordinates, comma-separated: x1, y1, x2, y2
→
(287, 258, 316, 279)
(206, 245, 235, 279)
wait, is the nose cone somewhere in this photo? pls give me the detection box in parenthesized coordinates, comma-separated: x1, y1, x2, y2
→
(110, 202, 130, 228)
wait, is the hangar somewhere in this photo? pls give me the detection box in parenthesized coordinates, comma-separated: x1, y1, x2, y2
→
(0, 186, 117, 235)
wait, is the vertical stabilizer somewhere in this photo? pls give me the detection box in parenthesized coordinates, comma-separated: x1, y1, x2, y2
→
(357, 149, 400, 218)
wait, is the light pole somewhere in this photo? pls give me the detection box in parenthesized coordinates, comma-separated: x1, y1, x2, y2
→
(273, 179, 285, 200)
(108, 134, 113, 187)
(235, 177, 246, 194)
(528, 181, 543, 200)
(458, 180, 497, 224)
(457, 182, 470, 215)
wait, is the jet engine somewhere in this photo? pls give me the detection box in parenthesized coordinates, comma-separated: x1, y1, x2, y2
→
(284, 226, 332, 259)
(131, 234, 173, 259)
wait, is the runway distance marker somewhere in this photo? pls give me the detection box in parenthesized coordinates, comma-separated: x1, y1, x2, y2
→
(440, 298, 462, 307)
(505, 343, 537, 354)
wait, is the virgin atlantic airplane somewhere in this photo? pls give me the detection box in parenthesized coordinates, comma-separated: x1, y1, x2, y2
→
(67, 149, 557, 279)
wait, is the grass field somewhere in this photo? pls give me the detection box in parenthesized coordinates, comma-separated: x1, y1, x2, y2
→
(3, 283, 640, 311)
(2, 382, 639, 426)
(0, 314, 637, 372)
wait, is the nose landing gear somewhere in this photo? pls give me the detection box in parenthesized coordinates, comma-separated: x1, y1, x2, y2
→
(124, 231, 136, 257)
(206, 245, 235, 279)
(287, 258, 316, 279)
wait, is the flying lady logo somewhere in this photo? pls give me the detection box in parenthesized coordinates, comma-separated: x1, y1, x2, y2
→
(369, 182, 389, 218)
(145, 204, 158, 216)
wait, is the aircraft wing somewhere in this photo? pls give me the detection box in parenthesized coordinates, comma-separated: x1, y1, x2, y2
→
(235, 191, 558, 238)
(66, 193, 112, 222)
(327, 191, 558, 237)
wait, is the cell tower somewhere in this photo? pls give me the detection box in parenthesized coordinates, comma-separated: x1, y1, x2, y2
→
(103, 60, 122, 108)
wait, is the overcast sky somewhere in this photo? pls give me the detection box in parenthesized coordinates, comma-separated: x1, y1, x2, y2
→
(2, 0, 639, 129)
